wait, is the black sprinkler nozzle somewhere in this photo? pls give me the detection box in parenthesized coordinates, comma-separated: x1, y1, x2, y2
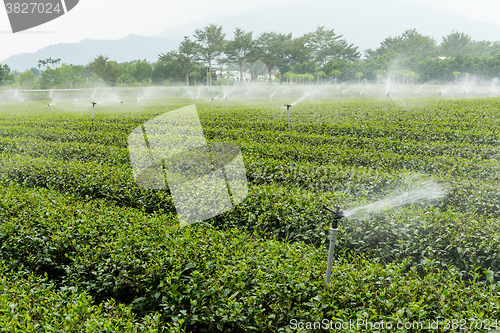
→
(323, 205, 345, 229)
(285, 104, 292, 110)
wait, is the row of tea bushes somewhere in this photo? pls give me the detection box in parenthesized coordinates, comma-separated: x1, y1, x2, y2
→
(0, 183, 499, 332)
(2, 150, 500, 278)
(0, 263, 164, 332)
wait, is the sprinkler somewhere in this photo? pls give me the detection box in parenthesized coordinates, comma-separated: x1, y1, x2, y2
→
(225, 96, 227, 110)
(284, 104, 292, 127)
(323, 205, 346, 291)
(439, 91, 442, 99)
(120, 101, 123, 112)
(48, 103, 51, 111)
(386, 93, 389, 109)
(91, 102, 97, 120)
(212, 98, 214, 108)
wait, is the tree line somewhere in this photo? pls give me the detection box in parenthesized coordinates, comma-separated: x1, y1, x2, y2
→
(2, 26, 500, 89)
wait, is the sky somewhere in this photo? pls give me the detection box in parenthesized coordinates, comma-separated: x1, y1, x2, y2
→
(1, 0, 499, 63)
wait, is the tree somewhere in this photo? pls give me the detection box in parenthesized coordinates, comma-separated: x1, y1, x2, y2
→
(56, 63, 76, 88)
(406, 70, 420, 90)
(193, 24, 226, 86)
(88, 55, 121, 86)
(0, 64, 13, 85)
(283, 71, 295, 84)
(256, 32, 286, 84)
(19, 69, 36, 89)
(314, 71, 326, 84)
(304, 73, 314, 84)
(38, 57, 61, 70)
(374, 69, 386, 84)
(160, 36, 198, 86)
(355, 72, 364, 84)
(225, 28, 257, 85)
(151, 59, 184, 84)
(441, 31, 473, 56)
(488, 42, 500, 56)
(285, 36, 311, 67)
(453, 71, 460, 85)
(190, 69, 201, 86)
(30, 67, 40, 77)
(330, 69, 341, 84)
(307, 26, 360, 65)
(134, 60, 153, 83)
(366, 29, 437, 59)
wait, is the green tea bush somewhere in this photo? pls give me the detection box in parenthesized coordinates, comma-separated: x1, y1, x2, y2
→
(0, 183, 499, 332)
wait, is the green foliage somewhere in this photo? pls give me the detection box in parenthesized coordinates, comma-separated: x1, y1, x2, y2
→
(88, 55, 122, 86)
(0, 64, 14, 85)
(194, 24, 226, 86)
(0, 262, 163, 331)
(366, 29, 438, 59)
(1, 96, 500, 331)
(306, 26, 360, 64)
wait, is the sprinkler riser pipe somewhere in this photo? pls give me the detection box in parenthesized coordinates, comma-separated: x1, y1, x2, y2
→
(325, 228, 339, 291)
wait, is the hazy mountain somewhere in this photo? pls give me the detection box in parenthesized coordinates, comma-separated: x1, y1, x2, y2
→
(4, 0, 500, 72)
(2, 34, 181, 72)
(156, 0, 500, 53)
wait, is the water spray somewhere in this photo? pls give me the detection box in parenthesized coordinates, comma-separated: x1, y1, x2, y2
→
(285, 104, 292, 127)
(323, 205, 346, 291)
(91, 102, 97, 120)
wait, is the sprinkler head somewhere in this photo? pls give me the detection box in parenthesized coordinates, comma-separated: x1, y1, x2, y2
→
(284, 104, 292, 110)
(323, 205, 345, 229)
(91, 102, 97, 106)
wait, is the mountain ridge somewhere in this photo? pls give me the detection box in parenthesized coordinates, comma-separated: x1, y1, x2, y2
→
(3, 0, 500, 72)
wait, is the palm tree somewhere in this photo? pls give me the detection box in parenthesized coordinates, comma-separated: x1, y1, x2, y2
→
(406, 71, 420, 91)
(314, 71, 326, 84)
(374, 70, 386, 85)
(305, 73, 314, 85)
(453, 71, 460, 85)
(330, 70, 341, 85)
(355, 72, 364, 84)
(284, 71, 295, 85)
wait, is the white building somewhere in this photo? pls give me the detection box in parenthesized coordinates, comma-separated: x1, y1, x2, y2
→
(257, 70, 280, 81)
(216, 70, 252, 82)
